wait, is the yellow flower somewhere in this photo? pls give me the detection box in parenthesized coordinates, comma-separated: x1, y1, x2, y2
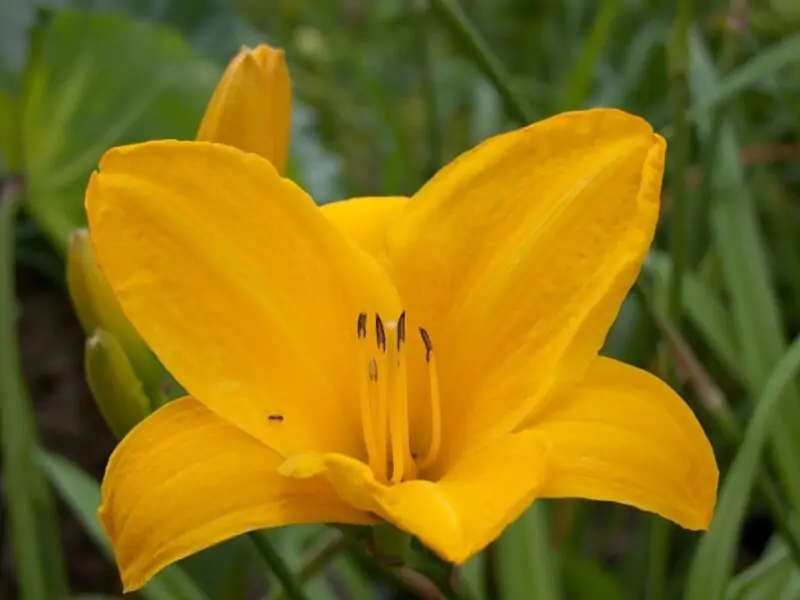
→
(196, 44, 291, 173)
(87, 108, 718, 591)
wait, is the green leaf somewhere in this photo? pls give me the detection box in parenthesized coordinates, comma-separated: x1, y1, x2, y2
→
(561, 552, 623, 600)
(645, 251, 742, 385)
(689, 32, 800, 120)
(726, 541, 793, 600)
(21, 10, 218, 250)
(685, 333, 800, 600)
(0, 179, 69, 600)
(495, 502, 562, 600)
(689, 26, 800, 521)
(40, 451, 213, 600)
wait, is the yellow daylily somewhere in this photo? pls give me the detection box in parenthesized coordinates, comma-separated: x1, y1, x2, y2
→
(196, 43, 291, 172)
(88, 108, 718, 591)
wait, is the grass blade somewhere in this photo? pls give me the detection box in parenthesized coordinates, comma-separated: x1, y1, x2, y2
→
(40, 451, 212, 600)
(685, 333, 800, 600)
(0, 175, 69, 600)
(495, 503, 562, 600)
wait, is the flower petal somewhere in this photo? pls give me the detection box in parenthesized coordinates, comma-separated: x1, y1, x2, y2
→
(386, 109, 666, 470)
(100, 397, 372, 592)
(529, 357, 718, 529)
(197, 44, 291, 173)
(87, 141, 401, 458)
(280, 429, 548, 564)
(321, 196, 408, 261)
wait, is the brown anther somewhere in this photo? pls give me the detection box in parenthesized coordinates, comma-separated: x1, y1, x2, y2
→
(419, 328, 433, 362)
(375, 314, 387, 352)
(268, 414, 284, 422)
(368, 357, 379, 382)
(357, 312, 368, 339)
(397, 311, 406, 350)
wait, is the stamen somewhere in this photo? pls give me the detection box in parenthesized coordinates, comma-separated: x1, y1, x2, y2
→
(389, 311, 415, 483)
(374, 315, 389, 481)
(417, 327, 442, 471)
(357, 312, 367, 339)
(375, 314, 387, 353)
(357, 314, 381, 478)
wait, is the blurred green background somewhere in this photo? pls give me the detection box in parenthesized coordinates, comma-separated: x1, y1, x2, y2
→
(2, 0, 800, 598)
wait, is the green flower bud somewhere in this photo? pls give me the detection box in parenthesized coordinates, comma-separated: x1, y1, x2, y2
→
(85, 330, 150, 439)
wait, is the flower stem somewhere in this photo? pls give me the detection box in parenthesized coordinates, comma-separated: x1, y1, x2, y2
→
(248, 531, 311, 600)
(429, 0, 533, 125)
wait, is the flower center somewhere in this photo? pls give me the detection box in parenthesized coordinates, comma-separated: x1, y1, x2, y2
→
(356, 311, 441, 484)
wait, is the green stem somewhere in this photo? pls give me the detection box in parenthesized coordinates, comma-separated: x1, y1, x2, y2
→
(249, 532, 311, 600)
(429, 0, 533, 124)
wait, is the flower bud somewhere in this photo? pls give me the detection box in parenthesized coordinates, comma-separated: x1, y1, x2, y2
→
(67, 229, 161, 396)
(85, 330, 150, 439)
(197, 44, 291, 174)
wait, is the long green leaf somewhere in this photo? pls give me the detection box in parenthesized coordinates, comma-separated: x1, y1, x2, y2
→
(40, 451, 213, 600)
(0, 177, 69, 600)
(689, 26, 800, 519)
(496, 503, 562, 600)
(685, 333, 800, 600)
(689, 32, 800, 120)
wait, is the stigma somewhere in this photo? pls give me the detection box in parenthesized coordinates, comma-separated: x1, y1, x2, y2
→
(356, 311, 442, 484)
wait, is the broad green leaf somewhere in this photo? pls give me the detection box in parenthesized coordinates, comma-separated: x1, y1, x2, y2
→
(685, 333, 800, 600)
(496, 503, 562, 600)
(0, 188, 68, 600)
(40, 451, 213, 600)
(21, 11, 218, 250)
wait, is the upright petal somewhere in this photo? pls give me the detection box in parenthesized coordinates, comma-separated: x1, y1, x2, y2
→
(280, 429, 548, 564)
(87, 141, 400, 458)
(321, 196, 408, 262)
(100, 397, 372, 592)
(528, 357, 718, 529)
(197, 44, 291, 173)
(387, 109, 665, 470)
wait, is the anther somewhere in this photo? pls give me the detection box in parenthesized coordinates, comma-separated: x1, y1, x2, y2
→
(268, 414, 284, 422)
(368, 357, 378, 382)
(357, 312, 368, 339)
(397, 311, 406, 351)
(375, 314, 387, 352)
(419, 328, 433, 362)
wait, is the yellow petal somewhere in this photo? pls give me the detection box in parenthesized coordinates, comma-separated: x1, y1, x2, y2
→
(321, 196, 408, 261)
(100, 397, 372, 592)
(280, 429, 548, 564)
(529, 357, 718, 529)
(197, 44, 291, 174)
(87, 141, 400, 458)
(386, 109, 666, 471)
